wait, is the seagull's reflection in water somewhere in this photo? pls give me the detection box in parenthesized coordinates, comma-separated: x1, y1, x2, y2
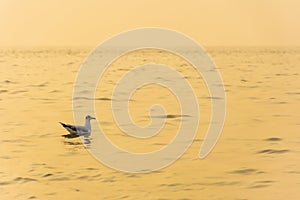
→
(62, 135, 93, 148)
(84, 138, 91, 145)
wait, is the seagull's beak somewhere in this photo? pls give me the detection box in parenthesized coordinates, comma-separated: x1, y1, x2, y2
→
(91, 117, 96, 120)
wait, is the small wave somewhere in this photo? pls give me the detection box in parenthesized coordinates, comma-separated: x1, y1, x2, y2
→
(257, 149, 289, 154)
(49, 90, 61, 93)
(248, 180, 275, 189)
(42, 173, 53, 177)
(208, 181, 240, 186)
(153, 114, 191, 119)
(84, 167, 99, 171)
(200, 96, 223, 100)
(73, 97, 112, 101)
(1, 139, 29, 143)
(264, 137, 282, 141)
(229, 168, 262, 175)
(126, 174, 139, 178)
(0, 181, 11, 185)
(286, 92, 300, 95)
(255, 180, 275, 184)
(14, 177, 37, 183)
(0, 156, 12, 159)
(30, 97, 53, 101)
(92, 174, 102, 178)
(0, 89, 8, 93)
(248, 184, 271, 189)
(102, 178, 116, 183)
(275, 73, 289, 76)
(287, 171, 300, 174)
(66, 62, 74, 65)
(95, 97, 112, 101)
(160, 183, 183, 187)
(190, 181, 240, 187)
(153, 143, 167, 146)
(10, 90, 28, 94)
(29, 82, 49, 87)
(45, 192, 56, 196)
(3, 80, 17, 84)
(117, 68, 129, 71)
(193, 139, 203, 142)
(48, 177, 71, 181)
(74, 174, 103, 181)
(272, 101, 288, 104)
(272, 114, 290, 117)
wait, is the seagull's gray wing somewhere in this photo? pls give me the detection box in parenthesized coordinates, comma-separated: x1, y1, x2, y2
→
(75, 126, 91, 136)
(59, 122, 78, 134)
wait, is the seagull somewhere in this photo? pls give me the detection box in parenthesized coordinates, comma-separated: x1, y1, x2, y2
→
(59, 115, 96, 138)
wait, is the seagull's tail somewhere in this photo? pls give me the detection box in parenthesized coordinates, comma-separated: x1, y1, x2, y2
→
(59, 122, 67, 127)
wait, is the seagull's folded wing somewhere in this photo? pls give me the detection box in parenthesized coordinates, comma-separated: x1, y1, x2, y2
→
(59, 122, 78, 134)
(76, 126, 89, 134)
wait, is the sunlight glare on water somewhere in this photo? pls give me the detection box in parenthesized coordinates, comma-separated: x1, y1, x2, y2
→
(0, 47, 299, 199)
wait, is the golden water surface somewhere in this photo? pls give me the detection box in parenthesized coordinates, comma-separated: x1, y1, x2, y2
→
(0, 47, 299, 199)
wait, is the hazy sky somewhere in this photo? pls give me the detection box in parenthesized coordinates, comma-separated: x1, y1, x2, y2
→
(0, 0, 299, 46)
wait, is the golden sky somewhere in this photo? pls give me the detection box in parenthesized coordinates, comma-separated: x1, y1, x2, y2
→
(0, 0, 299, 46)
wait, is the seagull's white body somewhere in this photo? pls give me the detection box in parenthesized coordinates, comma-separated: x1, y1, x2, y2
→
(59, 115, 96, 138)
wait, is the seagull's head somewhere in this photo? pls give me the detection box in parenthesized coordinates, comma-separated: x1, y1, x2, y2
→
(86, 115, 96, 120)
